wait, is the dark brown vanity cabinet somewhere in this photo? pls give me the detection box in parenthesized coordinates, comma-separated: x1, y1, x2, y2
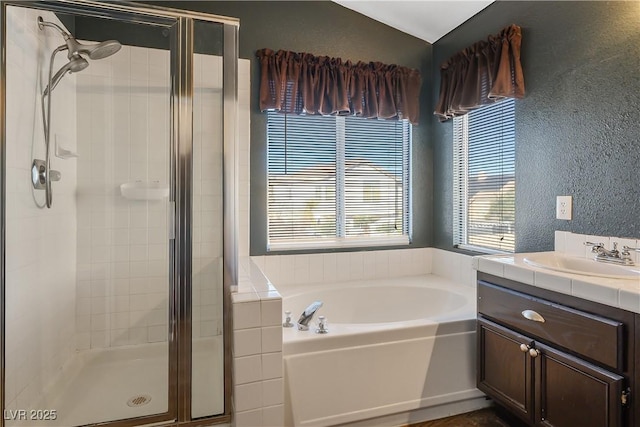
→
(478, 319, 534, 421)
(477, 273, 636, 427)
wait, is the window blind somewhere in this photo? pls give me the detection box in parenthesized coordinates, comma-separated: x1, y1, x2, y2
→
(453, 99, 515, 253)
(267, 113, 411, 250)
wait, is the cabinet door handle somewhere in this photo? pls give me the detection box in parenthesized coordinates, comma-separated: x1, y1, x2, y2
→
(519, 343, 540, 357)
(522, 309, 545, 323)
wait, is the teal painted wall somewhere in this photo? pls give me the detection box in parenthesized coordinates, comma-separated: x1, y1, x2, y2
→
(432, 1, 640, 252)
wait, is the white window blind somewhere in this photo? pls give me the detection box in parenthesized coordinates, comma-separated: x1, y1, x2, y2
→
(453, 99, 515, 253)
(267, 113, 411, 250)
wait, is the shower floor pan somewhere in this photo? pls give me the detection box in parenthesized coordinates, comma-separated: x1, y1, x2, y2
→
(9, 337, 223, 426)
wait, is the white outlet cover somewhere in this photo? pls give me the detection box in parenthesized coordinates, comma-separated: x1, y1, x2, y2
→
(556, 195, 572, 220)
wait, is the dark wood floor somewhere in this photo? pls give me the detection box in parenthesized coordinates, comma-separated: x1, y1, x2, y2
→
(406, 408, 512, 427)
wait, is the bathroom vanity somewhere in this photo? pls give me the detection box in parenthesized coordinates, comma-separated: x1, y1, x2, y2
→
(475, 257, 639, 427)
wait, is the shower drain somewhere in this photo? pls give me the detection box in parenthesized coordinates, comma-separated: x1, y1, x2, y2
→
(127, 394, 152, 407)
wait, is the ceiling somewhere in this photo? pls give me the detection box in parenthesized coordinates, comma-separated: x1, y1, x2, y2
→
(333, 0, 494, 43)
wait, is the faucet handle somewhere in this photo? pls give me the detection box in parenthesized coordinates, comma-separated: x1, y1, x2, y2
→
(584, 241, 605, 252)
(283, 310, 294, 328)
(623, 245, 640, 253)
(315, 316, 329, 334)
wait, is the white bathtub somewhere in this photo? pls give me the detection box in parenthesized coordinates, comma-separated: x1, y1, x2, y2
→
(281, 275, 487, 427)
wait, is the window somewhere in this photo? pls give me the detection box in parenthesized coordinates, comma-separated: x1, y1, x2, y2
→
(267, 113, 411, 250)
(453, 99, 515, 253)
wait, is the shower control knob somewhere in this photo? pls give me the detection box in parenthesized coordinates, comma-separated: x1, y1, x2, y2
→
(32, 159, 47, 189)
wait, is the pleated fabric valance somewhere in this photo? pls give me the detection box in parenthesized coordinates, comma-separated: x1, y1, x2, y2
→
(257, 48, 422, 125)
(434, 24, 525, 122)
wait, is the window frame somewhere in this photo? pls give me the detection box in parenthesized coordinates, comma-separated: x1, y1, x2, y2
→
(266, 113, 412, 252)
(453, 99, 516, 254)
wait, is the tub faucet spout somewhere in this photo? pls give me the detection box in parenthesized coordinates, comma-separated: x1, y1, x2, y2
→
(298, 301, 323, 331)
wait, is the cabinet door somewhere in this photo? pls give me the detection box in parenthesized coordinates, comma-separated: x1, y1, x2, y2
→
(478, 318, 535, 423)
(535, 342, 625, 427)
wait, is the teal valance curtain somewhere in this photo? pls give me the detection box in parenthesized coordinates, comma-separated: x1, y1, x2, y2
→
(256, 48, 422, 125)
(434, 24, 525, 122)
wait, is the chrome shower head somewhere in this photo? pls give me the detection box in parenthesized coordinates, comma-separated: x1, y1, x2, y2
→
(44, 55, 89, 96)
(38, 16, 122, 96)
(66, 38, 122, 60)
(67, 55, 90, 73)
(38, 16, 122, 61)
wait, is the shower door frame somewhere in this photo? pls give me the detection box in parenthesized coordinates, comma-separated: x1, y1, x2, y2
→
(0, 1, 238, 426)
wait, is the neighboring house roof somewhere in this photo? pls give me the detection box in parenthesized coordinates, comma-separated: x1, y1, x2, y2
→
(270, 158, 401, 184)
(468, 173, 515, 197)
(468, 180, 515, 219)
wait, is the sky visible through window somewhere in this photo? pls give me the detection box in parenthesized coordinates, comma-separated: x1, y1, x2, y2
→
(268, 114, 404, 177)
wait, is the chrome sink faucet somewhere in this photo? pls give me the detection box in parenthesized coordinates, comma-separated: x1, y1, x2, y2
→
(585, 241, 636, 266)
(297, 301, 323, 331)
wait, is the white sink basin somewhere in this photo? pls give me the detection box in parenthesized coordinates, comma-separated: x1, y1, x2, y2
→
(523, 253, 640, 280)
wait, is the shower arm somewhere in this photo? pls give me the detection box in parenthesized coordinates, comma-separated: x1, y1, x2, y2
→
(38, 17, 70, 40)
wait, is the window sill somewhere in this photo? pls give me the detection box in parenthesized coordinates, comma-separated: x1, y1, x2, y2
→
(268, 236, 410, 252)
(455, 244, 513, 255)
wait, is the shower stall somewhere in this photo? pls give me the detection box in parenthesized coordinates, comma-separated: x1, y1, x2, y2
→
(1, 1, 237, 426)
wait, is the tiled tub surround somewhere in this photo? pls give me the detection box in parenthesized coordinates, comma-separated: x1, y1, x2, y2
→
(250, 247, 477, 288)
(232, 258, 286, 427)
(475, 231, 640, 313)
(4, 7, 78, 412)
(233, 248, 483, 427)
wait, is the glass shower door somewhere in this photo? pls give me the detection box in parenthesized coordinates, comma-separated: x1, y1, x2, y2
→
(3, 4, 175, 425)
(2, 2, 236, 426)
(191, 19, 225, 419)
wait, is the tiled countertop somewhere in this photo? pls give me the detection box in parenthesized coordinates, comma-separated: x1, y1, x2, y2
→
(474, 252, 640, 314)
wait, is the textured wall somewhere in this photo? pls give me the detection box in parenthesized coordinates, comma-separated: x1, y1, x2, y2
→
(432, 1, 640, 253)
(147, 1, 433, 255)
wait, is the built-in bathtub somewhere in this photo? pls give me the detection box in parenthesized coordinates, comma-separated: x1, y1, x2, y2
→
(280, 275, 487, 427)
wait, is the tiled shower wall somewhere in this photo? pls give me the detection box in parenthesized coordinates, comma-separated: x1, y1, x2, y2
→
(75, 47, 230, 349)
(75, 45, 171, 349)
(4, 7, 77, 410)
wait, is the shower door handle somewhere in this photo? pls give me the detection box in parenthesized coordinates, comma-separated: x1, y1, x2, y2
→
(168, 201, 175, 240)
(49, 169, 62, 181)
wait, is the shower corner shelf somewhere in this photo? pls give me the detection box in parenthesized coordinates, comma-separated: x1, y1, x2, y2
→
(120, 181, 169, 200)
